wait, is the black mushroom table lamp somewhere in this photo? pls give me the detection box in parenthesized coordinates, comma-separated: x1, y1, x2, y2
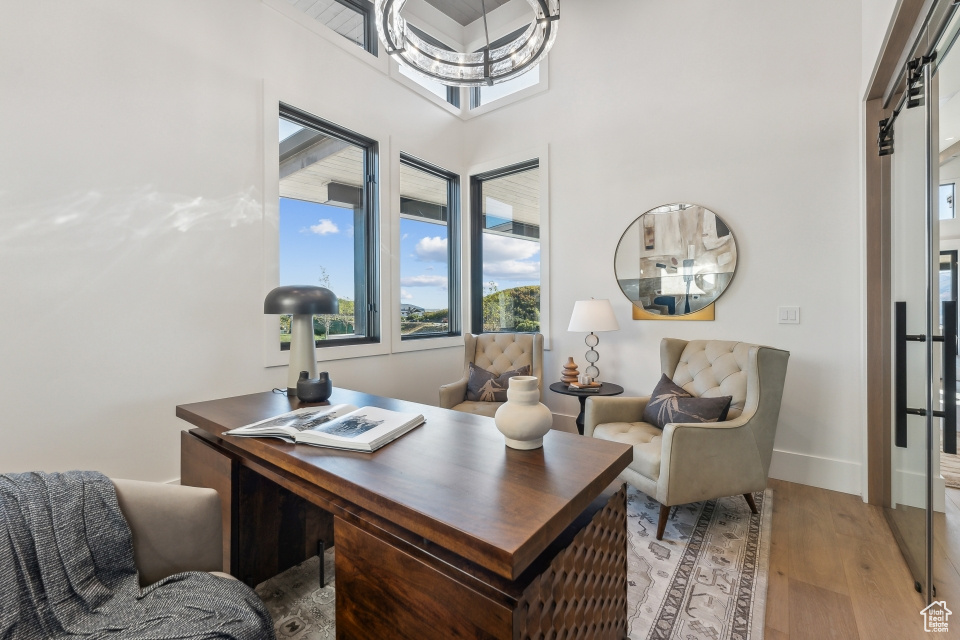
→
(264, 285, 338, 394)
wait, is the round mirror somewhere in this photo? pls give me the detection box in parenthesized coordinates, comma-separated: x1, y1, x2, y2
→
(614, 203, 738, 317)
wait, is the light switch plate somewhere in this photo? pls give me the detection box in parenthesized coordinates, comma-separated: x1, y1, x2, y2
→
(778, 306, 800, 324)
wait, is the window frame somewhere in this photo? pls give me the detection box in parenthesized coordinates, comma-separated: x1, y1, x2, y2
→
(941, 182, 956, 220)
(340, 0, 378, 56)
(278, 102, 381, 350)
(398, 153, 462, 341)
(470, 158, 542, 335)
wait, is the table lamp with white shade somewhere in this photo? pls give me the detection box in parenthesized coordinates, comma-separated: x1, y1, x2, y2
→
(264, 285, 339, 394)
(567, 299, 620, 381)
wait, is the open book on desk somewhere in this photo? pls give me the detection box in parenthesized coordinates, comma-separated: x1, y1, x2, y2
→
(224, 404, 424, 452)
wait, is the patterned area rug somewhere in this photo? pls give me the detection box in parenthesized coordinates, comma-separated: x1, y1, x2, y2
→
(942, 450, 960, 489)
(255, 486, 772, 640)
(628, 487, 771, 640)
(256, 552, 336, 639)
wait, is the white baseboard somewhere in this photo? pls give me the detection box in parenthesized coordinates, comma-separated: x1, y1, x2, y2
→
(892, 468, 947, 513)
(769, 449, 861, 496)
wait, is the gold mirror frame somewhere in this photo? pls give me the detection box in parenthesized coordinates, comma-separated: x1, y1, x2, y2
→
(614, 203, 738, 320)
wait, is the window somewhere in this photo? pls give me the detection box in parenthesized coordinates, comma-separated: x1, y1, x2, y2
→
(470, 160, 541, 333)
(470, 27, 540, 109)
(399, 155, 460, 338)
(941, 183, 955, 220)
(397, 25, 461, 107)
(278, 103, 379, 349)
(285, 0, 377, 55)
(941, 250, 957, 326)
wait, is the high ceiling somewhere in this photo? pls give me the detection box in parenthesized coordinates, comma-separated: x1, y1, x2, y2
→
(421, 0, 512, 26)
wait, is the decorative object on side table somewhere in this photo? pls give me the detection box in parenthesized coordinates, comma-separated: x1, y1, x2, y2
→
(494, 376, 553, 450)
(548, 381, 624, 435)
(296, 371, 333, 403)
(567, 299, 620, 380)
(561, 357, 579, 384)
(264, 285, 339, 394)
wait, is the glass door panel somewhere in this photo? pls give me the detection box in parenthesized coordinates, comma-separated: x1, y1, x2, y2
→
(888, 85, 931, 594)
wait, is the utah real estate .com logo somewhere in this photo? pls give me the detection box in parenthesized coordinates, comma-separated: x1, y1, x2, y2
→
(921, 601, 951, 633)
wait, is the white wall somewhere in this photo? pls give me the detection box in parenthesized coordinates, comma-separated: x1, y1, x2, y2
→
(0, 0, 467, 482)
(463, 0, 866, 494)
(862, 0, 901, 97)
(0, 0, 869, 495)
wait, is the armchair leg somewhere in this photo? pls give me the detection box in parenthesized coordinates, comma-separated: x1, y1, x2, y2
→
(743, 492, 758, 514)
(656, 504, 671, 540)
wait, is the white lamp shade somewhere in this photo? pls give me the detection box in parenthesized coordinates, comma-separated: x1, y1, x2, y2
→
(567, 299, 620, 332)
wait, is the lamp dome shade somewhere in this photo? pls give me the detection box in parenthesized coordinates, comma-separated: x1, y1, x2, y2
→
(567, 299, 620, 332)
(264, 286, 339, 315)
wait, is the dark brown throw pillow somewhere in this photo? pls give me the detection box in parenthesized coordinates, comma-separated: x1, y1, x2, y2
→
(641, 374, 732, 430)
(466, 363, 531, 402)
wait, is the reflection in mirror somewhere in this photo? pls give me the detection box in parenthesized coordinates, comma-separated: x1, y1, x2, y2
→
(615, 203, 738, 317)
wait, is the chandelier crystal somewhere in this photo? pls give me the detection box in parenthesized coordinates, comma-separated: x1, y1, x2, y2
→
(374, 0, 559, 87)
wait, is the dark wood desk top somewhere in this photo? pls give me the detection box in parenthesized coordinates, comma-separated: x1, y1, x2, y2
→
(176, 388, 632, 581)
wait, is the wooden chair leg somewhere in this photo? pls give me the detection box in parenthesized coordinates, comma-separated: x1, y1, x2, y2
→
(656, 504, 670, 540)
(743, 492, 758, 514)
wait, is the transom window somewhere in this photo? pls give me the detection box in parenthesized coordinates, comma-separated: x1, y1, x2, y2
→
(285, 0, 377, 55)
(470, 27, 540, 109)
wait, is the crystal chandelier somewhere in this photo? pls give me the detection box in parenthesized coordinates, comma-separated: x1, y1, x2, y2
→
(374, 0, 559, 87)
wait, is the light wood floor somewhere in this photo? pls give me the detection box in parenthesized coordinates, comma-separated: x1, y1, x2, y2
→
(763, 479, 960, 640)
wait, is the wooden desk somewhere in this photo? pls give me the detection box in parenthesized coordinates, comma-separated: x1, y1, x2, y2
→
(178, 388, 632, 639)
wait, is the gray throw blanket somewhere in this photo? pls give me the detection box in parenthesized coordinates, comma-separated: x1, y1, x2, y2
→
(0, 471, 275, 640)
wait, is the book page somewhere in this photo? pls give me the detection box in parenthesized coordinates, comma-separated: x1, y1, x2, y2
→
(226, 405, 357, 436)
(298, 406, 422, 445)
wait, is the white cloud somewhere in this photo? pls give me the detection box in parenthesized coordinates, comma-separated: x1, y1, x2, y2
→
(415, 236, 447, 262)
(482, 234, 539, 262)
(483, 260, 540, 279)
(400, 274, 448, 288)
(479, 235, 540, 281)
(424, 265, 434, 271)
(401, 233, 409, 241)
(400, 288, 414, 301)
(346, 225, 354, 238)
(303, 219, 339, 235)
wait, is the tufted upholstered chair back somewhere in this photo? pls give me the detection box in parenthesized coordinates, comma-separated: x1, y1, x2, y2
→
(660, 339, 753, 420)
(465, 332, 544, 391)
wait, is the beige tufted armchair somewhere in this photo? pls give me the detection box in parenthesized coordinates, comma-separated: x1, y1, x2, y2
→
(440, 333, 544, 418)
(584, 338, 789, 540)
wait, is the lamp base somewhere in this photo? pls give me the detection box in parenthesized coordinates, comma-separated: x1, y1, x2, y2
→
(584, 332, 600, 380)
(289, 314, 318, 390)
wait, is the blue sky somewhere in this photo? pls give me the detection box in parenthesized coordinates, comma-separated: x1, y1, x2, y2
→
(280, 203, 541, 311)
(279, 199, 356, 297)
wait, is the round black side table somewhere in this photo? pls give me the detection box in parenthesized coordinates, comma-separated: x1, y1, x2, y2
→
(548, 381, 624, 435)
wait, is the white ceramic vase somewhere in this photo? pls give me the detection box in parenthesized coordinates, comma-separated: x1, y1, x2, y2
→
(494, 376, 553, 450)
